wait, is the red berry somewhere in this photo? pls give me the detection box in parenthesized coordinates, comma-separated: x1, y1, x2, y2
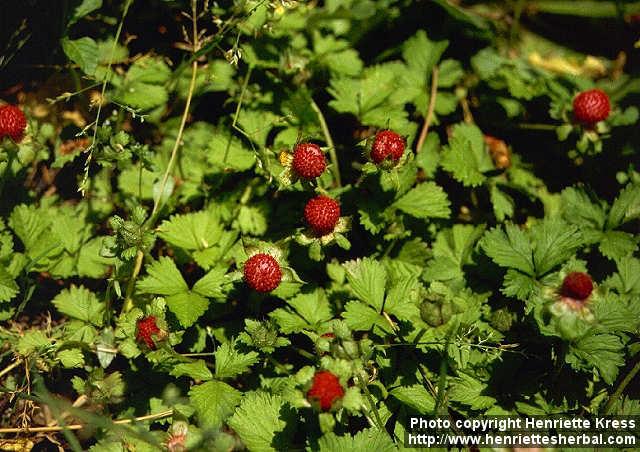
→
(370, 130, 405, 165)
(244, 253, 282, 293)
(573, 89, 610, 126)
(0, 105, 27, 142)
(306, 370, 345, 411)
(136, 316, 161, 349)
(561, 272, 593, 301)
(304, 195, 340, 236)
(292, 143, 327, 179)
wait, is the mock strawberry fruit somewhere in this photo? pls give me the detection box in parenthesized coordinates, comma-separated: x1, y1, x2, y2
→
(0, 105, 27, 142)
(561, 272, 593, 301)
(292, 143, 327, 179)
(136, 316, 162, 349)
(370, 129, 405, 165)
(243, 253, 282, 293)
(573, 89, 610, 126)
(306, 370, 345, 411)
(304, 195, 340, 235)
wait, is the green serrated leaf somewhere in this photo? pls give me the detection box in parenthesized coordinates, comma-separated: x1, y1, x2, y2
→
(227, 392, 293, 452)
(393, 182, 451, 219)
(189, 380, 241, 429)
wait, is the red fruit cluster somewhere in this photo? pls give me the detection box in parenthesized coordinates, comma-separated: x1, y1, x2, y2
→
(370, 129, 405, 165)
(0, 105, 27, 142)
(573, 89, 610, 127)
(136, 316, 162, 349)
(243, 253, 282, 293)
(304, 195, 340, 235)
(561, 272, 593, 301)
(306, 370, 345, 411)
(292, 143, 326, 179)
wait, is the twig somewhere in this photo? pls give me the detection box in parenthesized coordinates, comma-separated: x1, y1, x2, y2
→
(310, 98, 341, 187)
(0, 409, 174, 434)
(415, 66, 439, 154)
(601, 358, 640, 415)
(0, 358, 23, 380)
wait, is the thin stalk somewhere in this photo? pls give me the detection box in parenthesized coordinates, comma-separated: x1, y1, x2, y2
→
(0, 409, 174, 434)
(0, 358, 23, 380)
(416, 66, 439, 154)
(122, 0, 200, 313)
(149, 0, 200, 221)
(602, 358, 640, 415)
(80, 0, 133, 195)
(310, 98, 341, 187)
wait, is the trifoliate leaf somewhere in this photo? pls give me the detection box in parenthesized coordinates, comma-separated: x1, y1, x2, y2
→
(393, 182, 451, 219)
(530, 219, 582, 276)
(52, 285, 104, 326)
(189, 380, 241, 429)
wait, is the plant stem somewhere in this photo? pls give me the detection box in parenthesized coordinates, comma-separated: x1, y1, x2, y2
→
(416, 66, 439, 154)
(601, 358, 640, 415)
(149, 0, 200, 221)
(0, 409, 174, 434)
(517, 123, 557, 131)
(80, 0, 133, 196)
(310, 98, 341, 187)
(122, 249, 144, 313)
(0, 358, 23, 380)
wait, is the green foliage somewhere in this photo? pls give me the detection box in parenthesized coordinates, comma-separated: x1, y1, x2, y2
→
(1, 0, 639, 450)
